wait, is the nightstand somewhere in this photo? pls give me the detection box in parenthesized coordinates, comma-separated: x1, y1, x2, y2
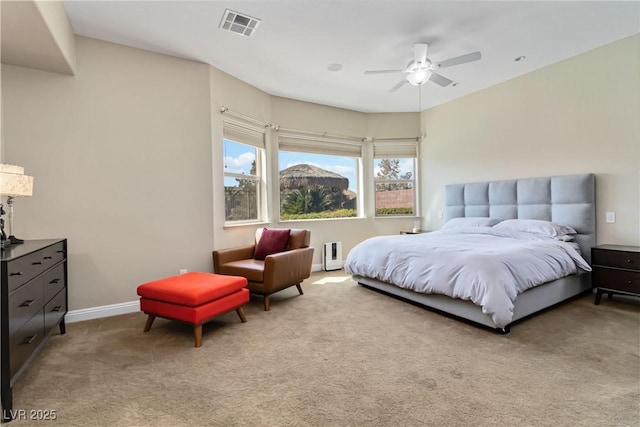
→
(591, 244, 640, 305)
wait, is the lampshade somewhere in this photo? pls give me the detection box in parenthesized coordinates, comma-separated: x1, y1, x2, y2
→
(406, 70, 432, 86)
(0, 164, 34, 197)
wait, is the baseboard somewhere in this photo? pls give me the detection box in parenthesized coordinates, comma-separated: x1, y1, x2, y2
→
(66, 300, 140, 323)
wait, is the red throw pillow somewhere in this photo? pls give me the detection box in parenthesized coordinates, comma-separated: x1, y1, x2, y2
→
(254, 228, 291, 260)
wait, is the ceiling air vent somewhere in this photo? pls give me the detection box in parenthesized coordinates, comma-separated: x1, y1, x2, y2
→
(219, 9, 261, 37)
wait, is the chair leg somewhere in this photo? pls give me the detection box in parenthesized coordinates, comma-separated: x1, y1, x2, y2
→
(264, 295, 271, 311)
(236, 306, 247, 323)
(194, 324, 203, 348)
(295, 283, 304, 295)
(143, 314, 156, 332)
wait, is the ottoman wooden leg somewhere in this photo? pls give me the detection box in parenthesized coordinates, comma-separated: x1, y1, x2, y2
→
(296, 283, 304, 295)
(236, 307, 247, 323)
(143, 314, 156, 332)
(264, 295, 271, 311)
(194, 324, 203, 348)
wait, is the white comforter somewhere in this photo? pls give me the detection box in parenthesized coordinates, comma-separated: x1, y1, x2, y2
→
(344, 227, 591, 328)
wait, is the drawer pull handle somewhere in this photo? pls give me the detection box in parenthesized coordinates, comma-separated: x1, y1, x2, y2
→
(22, 334, 37, 345)
(32, 261, 43, 265)
(10, 272, 23, 276)
(52, 306, 62, 312)
(49, 279, 61, 284)
(19, 299, 35, 307)
(44, 256, 53, 260)
(628, 281, 632, 285)
(57, 250, 65, 254)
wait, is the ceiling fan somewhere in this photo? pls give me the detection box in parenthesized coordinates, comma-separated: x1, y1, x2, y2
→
(365, 43, 481, 92)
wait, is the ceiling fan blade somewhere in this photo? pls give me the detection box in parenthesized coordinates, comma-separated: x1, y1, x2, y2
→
(429, 72, 453, 87)
(435, 51, 481, 68)
(413, 43, 428, 65)
(364, 69, 404, 74)
(389, 79, 407, 93)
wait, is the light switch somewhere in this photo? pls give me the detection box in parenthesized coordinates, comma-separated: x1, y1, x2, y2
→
(605, 211, 616, 223)
(437, 210, 443, 219)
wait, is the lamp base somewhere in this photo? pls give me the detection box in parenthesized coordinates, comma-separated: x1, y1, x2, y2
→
(8, 235, 25, 245)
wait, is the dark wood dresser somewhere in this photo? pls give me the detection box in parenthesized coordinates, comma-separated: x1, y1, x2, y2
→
(1, 239, 68, 421)
(591, 244, 640, 305)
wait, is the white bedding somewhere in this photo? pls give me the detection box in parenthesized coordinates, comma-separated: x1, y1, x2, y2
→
(344, 227, 591, 328)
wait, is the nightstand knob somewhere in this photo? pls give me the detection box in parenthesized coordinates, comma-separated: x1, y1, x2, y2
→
(627, 259, 632, 263)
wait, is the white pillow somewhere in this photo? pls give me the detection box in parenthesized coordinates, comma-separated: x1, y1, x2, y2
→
(493, 219, 577, 238)
(441, 217, 503, 230)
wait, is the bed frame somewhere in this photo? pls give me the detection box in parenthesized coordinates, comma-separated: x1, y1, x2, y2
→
(354, 173, 596, 333)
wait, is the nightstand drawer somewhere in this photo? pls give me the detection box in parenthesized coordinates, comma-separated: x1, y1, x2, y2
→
(592, 249, 640, 271)
(593, 267, 640, 294)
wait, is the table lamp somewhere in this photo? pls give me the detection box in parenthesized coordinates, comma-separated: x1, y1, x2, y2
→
(0, 164, 34, 249)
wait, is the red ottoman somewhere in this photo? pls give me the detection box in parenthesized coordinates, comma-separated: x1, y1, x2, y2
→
(137, 272, 249, 347)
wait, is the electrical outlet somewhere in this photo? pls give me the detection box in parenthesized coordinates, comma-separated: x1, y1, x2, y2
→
(179, 269, 188, 275)
(605, 212, 616, 224)
(437, 210, 443, 219)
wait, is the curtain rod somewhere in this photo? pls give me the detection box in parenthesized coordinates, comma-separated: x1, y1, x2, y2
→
(220, 107, 279, 130)
(220, 107, 421, 141)
(278, 127, 420, 143)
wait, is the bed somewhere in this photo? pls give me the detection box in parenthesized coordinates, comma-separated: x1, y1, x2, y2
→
(346, 173, 595, 333)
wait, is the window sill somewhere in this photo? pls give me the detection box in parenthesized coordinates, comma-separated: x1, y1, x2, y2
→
(223, 221, 270, 230)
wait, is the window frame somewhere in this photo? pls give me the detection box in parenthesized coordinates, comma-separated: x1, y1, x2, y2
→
(372, 140, 419, 217)
(277, 131, 363, 221)
(222, 119, 267, 225)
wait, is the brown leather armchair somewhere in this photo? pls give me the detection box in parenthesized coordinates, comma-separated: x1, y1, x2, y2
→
(212, 229, 314, 311)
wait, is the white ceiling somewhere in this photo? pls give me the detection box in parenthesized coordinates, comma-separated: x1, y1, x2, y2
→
(63, 1, 640, 113)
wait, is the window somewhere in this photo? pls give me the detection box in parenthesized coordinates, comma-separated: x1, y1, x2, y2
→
(223, 121, 266, 223)
(373, 140, 418, 216)
(278, 132, 361, 220)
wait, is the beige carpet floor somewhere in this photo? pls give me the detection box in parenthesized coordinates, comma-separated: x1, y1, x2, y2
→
(9, 270, 640, 426)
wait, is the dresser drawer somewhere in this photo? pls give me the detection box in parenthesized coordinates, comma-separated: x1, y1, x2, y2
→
(41, 242, 66, 271)
(8, 277, 43, 336)
(43, 263, 66, 304)
(44, 289, 67, 332)
(592, 249, 640, 271)
(593, 267, 640, 294)
(5, 254, 46, 293)
(9, 312, 44, 378)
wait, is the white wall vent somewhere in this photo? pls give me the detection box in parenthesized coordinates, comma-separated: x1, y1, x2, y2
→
(219, 9, 261, 37)
(322, 242, 342, 271)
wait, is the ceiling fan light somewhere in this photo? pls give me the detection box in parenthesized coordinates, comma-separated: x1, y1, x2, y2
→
(407, 70, 431, 86)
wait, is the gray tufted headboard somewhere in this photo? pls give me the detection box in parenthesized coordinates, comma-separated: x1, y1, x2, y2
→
(445, 173, 596, 263)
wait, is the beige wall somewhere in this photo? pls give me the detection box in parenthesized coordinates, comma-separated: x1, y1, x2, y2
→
(421, 34, 640, 246)
(2, 37, 212, 310)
